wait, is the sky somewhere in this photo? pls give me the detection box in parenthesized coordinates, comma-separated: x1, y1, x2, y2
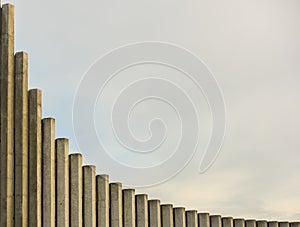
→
(7, 0, 300, 221)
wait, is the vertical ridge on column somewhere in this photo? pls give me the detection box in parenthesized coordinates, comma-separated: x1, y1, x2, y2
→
(279, 222, 289, 227)
(83, 165, 96, 227)
(148, 199, 161, 227)
(210, 215, 222, 227)
(0, 4, 14, 227)
(268, 222, 278, 227)
(96, 174, 109, 227)
(136, 194, 148, 227)
(174, 207, 186, 227)
(42, 118, 56, 227)
(161, 204, 174, 227)
(123, 189, 136, 227)
(246, 220, 256, 227)
(222, 217, 234, 227)
(28, 89, 42, 227)
(234, 219, 245, 227)
(198, 213, 210, 227)
(69, 153, 83, 227)
(14, 51, 28, 227)
(257, 221, 268, 227)
(110, 182, 123, 227)
(186, 210, 197, 227)
(55, 138, 69, 227)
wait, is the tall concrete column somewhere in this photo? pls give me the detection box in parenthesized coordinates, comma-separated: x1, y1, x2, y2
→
(268, 222, 278, 227)
(257, 221, 268, 227)
(161, 204, 174, 227)
(0, 4, 14, 227)
(174, 207, 186, 227)
(55, 138, 69, 227)
(246, 220, 256, 227)
(83, 165, 96, 227)
(186, 210, 197, 227)
(291, 223, 300, 227)
(110, 183, 123, 227)
(69, 153, 83, 227)
(136, 194, 148, 227)
(148, 200, 161, 227)
(14, 51, 28, 227)
(28, 89, 42, 227)
(96, 174, 109, 227)
(279, 222, 289, 227)
(42, 118, 56, 227)
(198, 213, 210, 227)
(210, 215, 222, 227)
(223, 217, 234, 227)
(234, 219, 245, 227)
(123, 189, 135, 227)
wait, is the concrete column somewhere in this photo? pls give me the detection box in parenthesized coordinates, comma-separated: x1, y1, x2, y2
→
(222, 217, 234, 227)
(245, 220, 256, 227)
(279, 222, 289, 227)
(148, 199, 161, 227)
(268, 222, 278, 227)
(257, 221, 268, 227)
(198, 213, 210, 227)
(42, 118, 56, 227)
(14, 52, 28, 227)
(186, 210, 197, 227)
(83, 165, 96, 227)
(123, 189, 135, 227)
(136, 194, 148, 227)
(234, 219, 245, 227)
(174, 207, 186, 227)
(69, 153, 83, 227)
(210, 215, 222, 227)
(55, 138, 69, 227)
(96, 174, 109, 227)
(110, 182, 123, 227)
(161, 204, 174, 227)
(291, 223, 300, 227)
(28, 89, 42, 227)
(0, 4, 14, 227)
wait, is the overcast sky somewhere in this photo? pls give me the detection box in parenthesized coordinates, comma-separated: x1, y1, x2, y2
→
(8, 0, 300, 221)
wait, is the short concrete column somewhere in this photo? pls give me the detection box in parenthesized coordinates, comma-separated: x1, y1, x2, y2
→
(28, 89, 42, 227)
(69, 153, 83, 227)
(161, 204, 174, 227)
(198, 213, 210, 227)
(268, 222, 278, 227)
(110, 183, 123, 227)
(291, 223, 300, 227)
(83, 165, 96, 227)
(123, 189, 136, 227)
(55, 138, 69, 227)
(279, 222, 289, 227)
(42, 118, 56, 227)
(136, 194, 148, 227)
(14, 51, 28, 227)
(186, 210, 197, 227)
(96, 174, 109, 227)
(234, 219, 245, 227)
(0, 4, 15, 227)
(174, 207, 186, 227)
(149, 199, 161, 227)
(257, 221, 268, 227)
(222, 217, 234, 227)
(210, 215, 222, 227)
(246, 220, 257, 227)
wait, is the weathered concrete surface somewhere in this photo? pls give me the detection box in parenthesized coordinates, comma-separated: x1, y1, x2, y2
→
(198, 213, 210, 227)
(96, 174, 109, 227)
(161, 204, 174, 227)
(69, 153, 83, 227)
(210, 215, 222, 227)
(257, 220, 268, 227)
(222, 217, 234, 227)
(246, 220, 256, 227)
(83, 165, 96, 227)
(110, 182, 123, 227)
(291, 222, 300, 227)
(42, 118, 56, 227)
(136, 194, 148, 227)
(186, 210, 197, 227)
(28, 89, 42, 227)
(123, 189, 136, 227)
(14, 51, 28, 227)
(279, 222, 289, 227)
(234, 219, 245, 227)
(174, 207, 186, 227)
(148, 200, 161, 227)
(55, 138, 69, 227)
(268, 222, 279, 227)
(0, 4, 14, 227)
